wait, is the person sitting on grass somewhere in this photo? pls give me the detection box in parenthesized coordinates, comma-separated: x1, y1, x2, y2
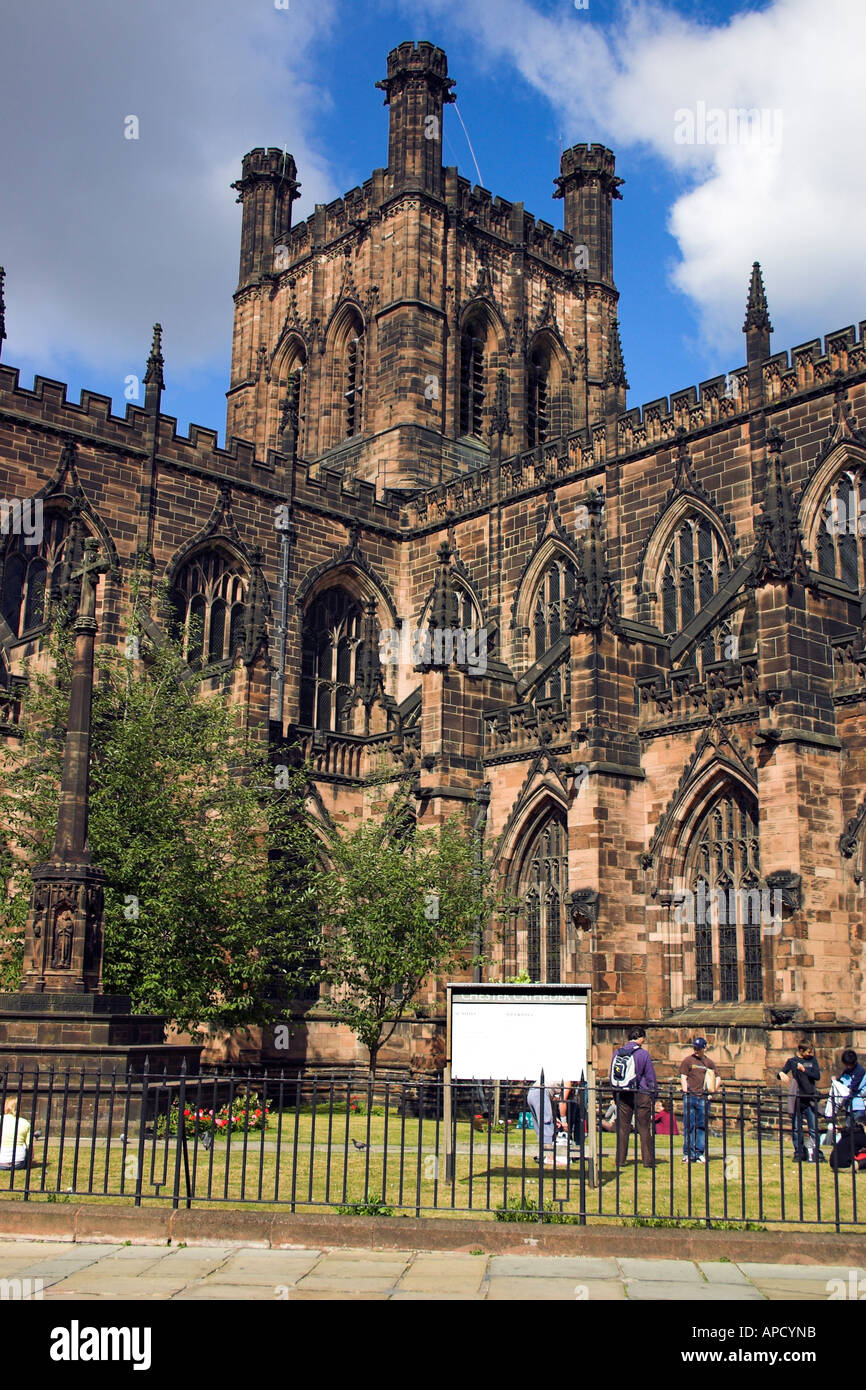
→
(0, 1096, 31, 1171)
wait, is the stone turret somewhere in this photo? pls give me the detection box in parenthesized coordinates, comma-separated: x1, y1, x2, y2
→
(554, 143, 623, 287)
(376, 41, 455, 198)
(232, 147, 300, 288)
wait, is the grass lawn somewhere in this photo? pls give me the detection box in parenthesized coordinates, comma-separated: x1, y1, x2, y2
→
(1, 1108, 864, 1232)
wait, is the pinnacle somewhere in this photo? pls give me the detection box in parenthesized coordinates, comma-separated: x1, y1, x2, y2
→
(743, 261, 772, 334)
(604, 319, 628, 389)
(143, 322, 165, 390)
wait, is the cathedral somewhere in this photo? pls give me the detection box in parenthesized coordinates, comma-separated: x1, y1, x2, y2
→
(1, 40, 865, 1079)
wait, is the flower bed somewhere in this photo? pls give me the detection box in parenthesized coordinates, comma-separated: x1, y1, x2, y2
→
(157, 1092, 270, 1139)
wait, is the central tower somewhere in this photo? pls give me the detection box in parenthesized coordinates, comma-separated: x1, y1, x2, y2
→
(226, 43, 624, 495)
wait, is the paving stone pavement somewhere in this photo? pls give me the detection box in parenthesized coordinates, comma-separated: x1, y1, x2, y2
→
(0, 1238, 861, 1300)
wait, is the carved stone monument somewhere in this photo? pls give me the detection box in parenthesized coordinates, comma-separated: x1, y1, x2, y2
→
(0, 539, 201, 1077)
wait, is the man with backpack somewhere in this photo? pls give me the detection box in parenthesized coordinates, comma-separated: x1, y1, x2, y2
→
(610, 1027, 657, 1168)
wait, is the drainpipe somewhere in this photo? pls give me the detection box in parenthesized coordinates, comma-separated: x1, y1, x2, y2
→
(274, 413, 298, 730)
(274, 509, 298, 732)
(472, 783, 491, 983)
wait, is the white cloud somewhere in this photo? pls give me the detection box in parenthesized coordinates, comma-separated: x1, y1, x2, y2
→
(0, 0, 338, 381)
(399, 0, 866, 358)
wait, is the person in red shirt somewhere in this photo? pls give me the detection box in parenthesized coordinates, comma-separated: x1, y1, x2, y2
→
(654, 1099, 679, 1136)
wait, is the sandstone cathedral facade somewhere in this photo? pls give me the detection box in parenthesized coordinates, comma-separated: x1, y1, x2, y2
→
(1, 41, 865, 1078)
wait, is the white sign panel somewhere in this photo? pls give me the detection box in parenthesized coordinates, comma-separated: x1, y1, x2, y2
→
(449, 985, 589, 1082)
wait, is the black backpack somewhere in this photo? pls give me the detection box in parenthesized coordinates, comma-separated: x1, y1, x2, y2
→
(829, 1122, 866, 1170)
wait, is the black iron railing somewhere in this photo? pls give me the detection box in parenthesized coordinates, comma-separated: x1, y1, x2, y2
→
(0, 1064, 863, 1230)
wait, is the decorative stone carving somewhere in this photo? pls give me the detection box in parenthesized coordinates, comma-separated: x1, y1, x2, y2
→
(568, 889, 599, 929)
(763, 870, 801, 915)
(51, 904, 75, 969)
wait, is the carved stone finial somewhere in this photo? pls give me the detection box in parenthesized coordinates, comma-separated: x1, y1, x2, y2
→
(743, 261, 773, 335)
(603, 318, 628, 389)
(356, 598, 383, 707)
(242, 547, 269, 663)
(489, 368, 512, 449)
(430, 540, 459, 634)
(143, 323, 165, 390)
(279, 368, 301, 456)
(568, 489, 619, 633)
(751, 428, 808, 584)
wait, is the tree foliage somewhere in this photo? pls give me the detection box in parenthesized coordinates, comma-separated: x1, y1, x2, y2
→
(315, 777, 504, 1073)
(0, 601, 320, 1029)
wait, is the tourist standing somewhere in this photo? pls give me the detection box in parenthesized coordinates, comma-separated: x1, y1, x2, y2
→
(779, 1039, 822, 1162)
(526, 1077, 556, 1148)
(610, 1027, 657, 1168)
(680, 1037, 717, 1164)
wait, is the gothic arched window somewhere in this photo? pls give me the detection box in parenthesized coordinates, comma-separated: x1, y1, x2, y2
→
(169, 550, 247, 668)
(527, 346, 550, 448)
(327, 310, 366, 448)
(459, 322, 486, 438)
(817, 466, 866, 590)
(518, 811, 567, 983)
(336, 312, 365, 443)
(299, 587, 363, 731)
(530, 554, 577, 708)
(685, 789, 763, 1004)
(659, 517, 729, 651)
(1, 512, 70, 638)
(344, 335, 364, 439)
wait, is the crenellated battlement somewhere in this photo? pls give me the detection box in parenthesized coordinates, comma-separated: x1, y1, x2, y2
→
(295, 459, 401, 526)
(400, 312, 866, 530)
(270, 167, 575, 274)
(277, 176, 379, 263)
(615, 317, 866, 450)
(0, 363, 403, 526)
(447, 174, 573, 266)
(382, 39, 451, 80)
(558, 142, 619, 181)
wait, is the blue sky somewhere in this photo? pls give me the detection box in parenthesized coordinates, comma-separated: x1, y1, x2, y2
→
(0, 0, 861, 448)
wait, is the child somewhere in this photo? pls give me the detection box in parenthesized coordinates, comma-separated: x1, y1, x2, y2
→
(654, 1098, 679, 1136)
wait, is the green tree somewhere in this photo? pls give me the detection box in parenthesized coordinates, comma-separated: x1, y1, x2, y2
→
(315, 779, 504, 1074)
(0, 602, 320, 1030)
